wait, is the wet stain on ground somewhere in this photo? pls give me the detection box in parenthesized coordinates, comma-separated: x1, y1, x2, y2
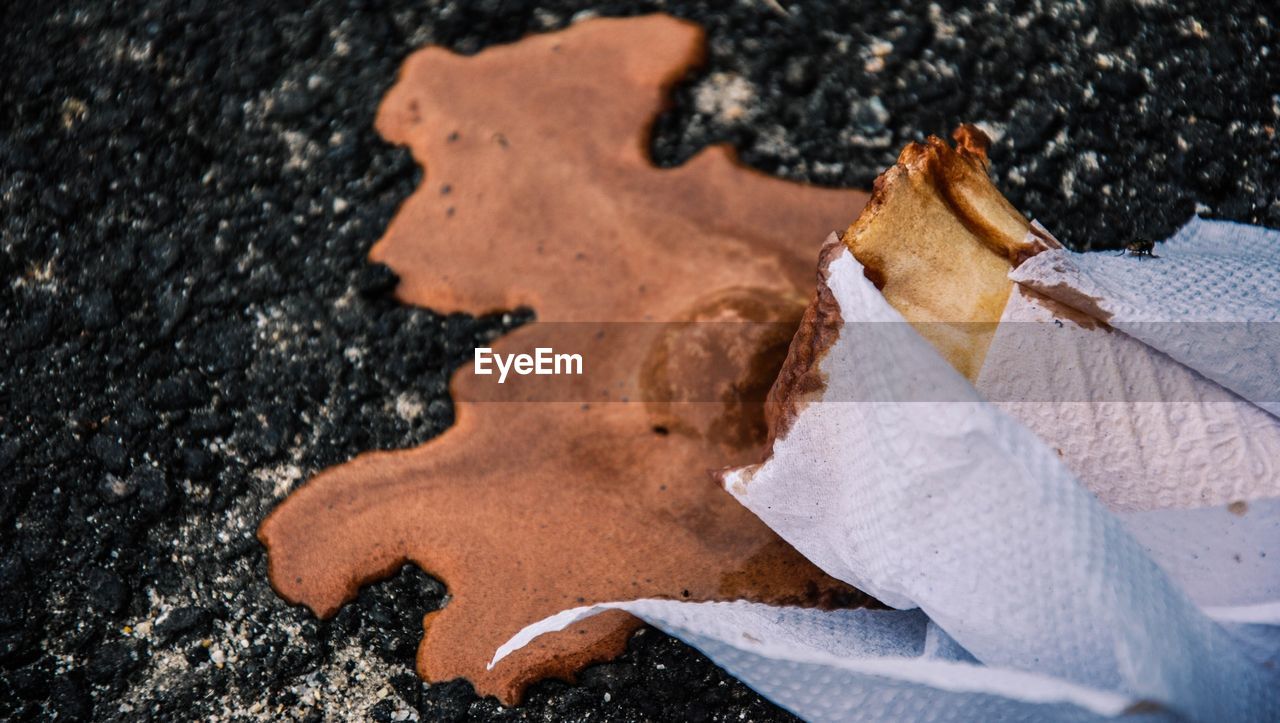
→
(259, 15, 869, 703)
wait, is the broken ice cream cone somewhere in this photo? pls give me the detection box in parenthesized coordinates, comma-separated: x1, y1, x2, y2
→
(817, 125, 1280, 511)
(840, 125, 1057, 380)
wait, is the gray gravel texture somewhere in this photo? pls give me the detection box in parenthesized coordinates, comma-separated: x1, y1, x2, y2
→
(2, 0, 1278, 721)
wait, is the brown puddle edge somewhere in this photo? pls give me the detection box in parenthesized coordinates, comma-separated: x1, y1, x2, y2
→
(258, 14, 869, 705)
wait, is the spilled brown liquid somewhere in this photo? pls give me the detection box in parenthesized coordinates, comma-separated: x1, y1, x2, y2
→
(258, 14, 869, 704)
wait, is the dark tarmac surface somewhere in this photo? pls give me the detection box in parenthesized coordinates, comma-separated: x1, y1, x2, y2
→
(2, 1, 1278, 720)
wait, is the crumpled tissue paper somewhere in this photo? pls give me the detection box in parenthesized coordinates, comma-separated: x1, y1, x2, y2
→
(493, 218, 1280, 722)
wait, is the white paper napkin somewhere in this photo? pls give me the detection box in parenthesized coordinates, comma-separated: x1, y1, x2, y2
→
(1011, 217, 1280, 416)
(492, 600, 1158, 723)
(494, 220, 1280, 722)
(977, 284, 1280, 512)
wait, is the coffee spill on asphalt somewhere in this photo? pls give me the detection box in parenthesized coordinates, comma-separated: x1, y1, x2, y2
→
(259, 14, 869, 704)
